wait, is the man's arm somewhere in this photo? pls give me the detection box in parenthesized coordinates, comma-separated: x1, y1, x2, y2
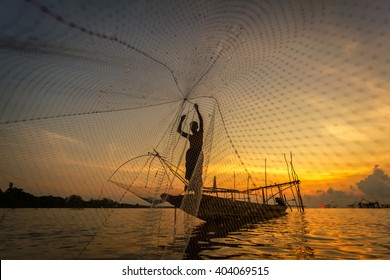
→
(177, 115, 188, 138)
(195, 104, 203, 132)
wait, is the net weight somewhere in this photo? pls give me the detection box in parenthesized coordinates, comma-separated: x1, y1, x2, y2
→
(214, 266, 269, 276)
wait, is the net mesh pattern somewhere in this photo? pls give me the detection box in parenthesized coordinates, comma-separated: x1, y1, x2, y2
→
(0, 0, 389, 259)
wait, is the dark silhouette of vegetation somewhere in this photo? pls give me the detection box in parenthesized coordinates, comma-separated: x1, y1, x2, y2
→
(0, 183, 148, 208)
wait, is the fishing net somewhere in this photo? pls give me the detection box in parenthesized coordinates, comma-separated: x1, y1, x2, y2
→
(0, 0, 389, 259)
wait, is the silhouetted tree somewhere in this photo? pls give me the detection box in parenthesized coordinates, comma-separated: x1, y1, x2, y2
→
(65, 195, 84, 208)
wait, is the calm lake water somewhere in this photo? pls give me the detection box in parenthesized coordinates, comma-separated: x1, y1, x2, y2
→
(1, 208, 389, 259)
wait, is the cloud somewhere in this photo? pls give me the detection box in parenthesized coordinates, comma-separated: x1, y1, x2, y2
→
(42, 130, 86, 147)
(303, 187, 357, 208)
(356, 165, 390, 198)
(303, 165, 390, 207)
(343, 40, 359, 54)
(325, 124, 372, 142)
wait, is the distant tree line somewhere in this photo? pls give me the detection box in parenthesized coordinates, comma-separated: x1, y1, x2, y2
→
(0, 183, 148, 208)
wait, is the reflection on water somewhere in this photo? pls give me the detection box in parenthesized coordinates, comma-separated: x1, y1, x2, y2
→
(185, 210, 312, 259)
(0, 208, 389, 259)
(185, 208, 390, 259)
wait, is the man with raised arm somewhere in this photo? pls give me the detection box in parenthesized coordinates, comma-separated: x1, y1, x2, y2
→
(177, 104, 203, 186)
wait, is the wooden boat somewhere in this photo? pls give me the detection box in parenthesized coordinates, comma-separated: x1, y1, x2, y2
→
(136, 151, 305, 222)
(161, 179, 303, 222)
(162, 192, 288, 222)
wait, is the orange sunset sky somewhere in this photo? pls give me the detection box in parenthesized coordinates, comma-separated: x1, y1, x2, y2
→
(1, 0, 389, 207)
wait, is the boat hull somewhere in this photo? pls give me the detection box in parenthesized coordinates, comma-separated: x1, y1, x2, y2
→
(162, 193, 287, 222)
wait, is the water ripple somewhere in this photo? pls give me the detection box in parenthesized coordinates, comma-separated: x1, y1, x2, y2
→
(1, 208, 389, 259)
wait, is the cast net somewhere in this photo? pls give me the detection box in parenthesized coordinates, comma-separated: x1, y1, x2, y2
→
(0, 0, 389, 259)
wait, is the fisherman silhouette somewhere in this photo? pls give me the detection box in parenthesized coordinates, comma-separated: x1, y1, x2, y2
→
(177, 104, 203, 190)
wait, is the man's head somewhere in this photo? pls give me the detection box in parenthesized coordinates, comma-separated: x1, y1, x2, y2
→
(190, 121, 198, 132)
